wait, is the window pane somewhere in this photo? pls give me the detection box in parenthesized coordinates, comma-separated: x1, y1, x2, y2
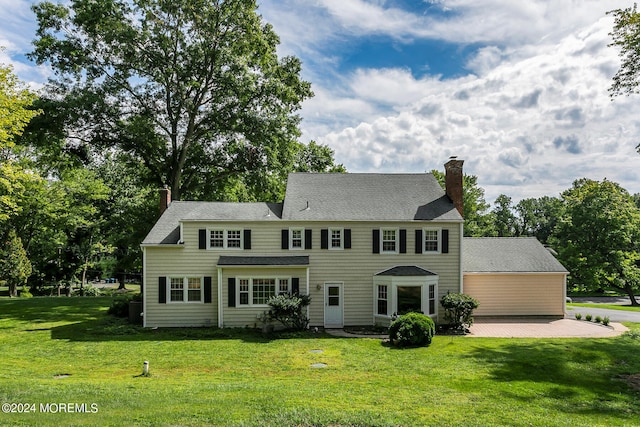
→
(331, 229, 342, 248)
(382, 229, 396, 252)
(252, 278, 276, 305)
(291, 229, 303, 248)
(397, 286, 421, 314)
(187, 277, 201, 301)
(424, 229, 439, 252)
(377, 300, 388, 315)
(328, 296, 340, 306)
(170, 278, 184, 302)
(239, 279, 249, 305)
(279, 279, 289, 294)
(210, 230, 224, 248)
(227, 230, 241, 248)
(428, 284, 436, 314)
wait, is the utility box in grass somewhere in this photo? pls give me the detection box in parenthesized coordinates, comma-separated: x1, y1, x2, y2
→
(128, 300, 143, 324)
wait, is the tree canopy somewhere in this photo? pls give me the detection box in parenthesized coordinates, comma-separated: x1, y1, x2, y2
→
(609, 4, 640, 98)
(553, 179, 640, 304)
(29, 0, 319, 201)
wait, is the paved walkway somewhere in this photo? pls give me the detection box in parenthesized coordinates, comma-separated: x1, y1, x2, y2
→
(325, 318, 629, 339)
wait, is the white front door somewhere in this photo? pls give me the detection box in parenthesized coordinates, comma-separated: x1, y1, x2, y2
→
(324, 282, 343, 328)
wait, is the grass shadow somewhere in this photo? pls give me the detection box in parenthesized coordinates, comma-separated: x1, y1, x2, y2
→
(466, 337, 640, 419)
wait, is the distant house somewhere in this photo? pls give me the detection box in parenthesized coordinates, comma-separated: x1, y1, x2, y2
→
(141, 158, 568, 328)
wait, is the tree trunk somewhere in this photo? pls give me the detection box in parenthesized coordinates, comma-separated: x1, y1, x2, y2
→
(8, 283, 17, 298)
(625, 285, 639, 306)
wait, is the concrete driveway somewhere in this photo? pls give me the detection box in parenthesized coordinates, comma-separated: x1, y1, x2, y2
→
(566, 297, 640, 323)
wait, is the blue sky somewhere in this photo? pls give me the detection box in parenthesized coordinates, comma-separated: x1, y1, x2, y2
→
(2, 0, 640, 204)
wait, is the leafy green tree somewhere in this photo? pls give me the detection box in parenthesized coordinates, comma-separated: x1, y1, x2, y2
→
(492, 194, 517, 237)
(432, 171, 494, 236)
(514, 196, 563, 244)
(609, 4, 640, 98)
(554, 179, 640, 304)
(29, 0, 315, 201)
(0, 230, 32, 297)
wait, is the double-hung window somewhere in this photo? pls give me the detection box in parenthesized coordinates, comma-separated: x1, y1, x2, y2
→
(377, 285, 388, 315)
(381, 228, 398, 253)
(423, 228, 440, 253)
(290, 228, 304, 249)
(330, 228, 343, 249)
(169, 277, 202, 303)
(209, 229, 243, 249)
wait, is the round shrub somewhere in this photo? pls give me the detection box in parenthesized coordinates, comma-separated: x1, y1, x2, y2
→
(388, 312, 435, 348)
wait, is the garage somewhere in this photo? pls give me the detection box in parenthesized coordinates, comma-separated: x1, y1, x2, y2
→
(463, 238, 568, 317)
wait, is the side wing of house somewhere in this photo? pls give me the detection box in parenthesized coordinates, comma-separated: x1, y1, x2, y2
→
(462, 238, 569, 317)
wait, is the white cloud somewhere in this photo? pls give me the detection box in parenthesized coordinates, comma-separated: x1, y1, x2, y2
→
(313, 15, 640, 202)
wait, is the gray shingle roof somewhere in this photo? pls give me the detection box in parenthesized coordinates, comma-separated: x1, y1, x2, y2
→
(463, 238, 568, 273)
(375, 265, 438, 276)
(281, 173, 462, 221)
(217, 256, 309, 266)
(142, 201, 282, 245)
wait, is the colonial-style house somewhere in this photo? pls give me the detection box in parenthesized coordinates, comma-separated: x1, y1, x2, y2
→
(140, 158, 568, 328)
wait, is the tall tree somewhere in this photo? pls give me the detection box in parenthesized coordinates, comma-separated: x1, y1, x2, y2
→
(609, 4, 640, 97)
(29, 0, 315, 201)
(514, 196, 563, 244)
(492, 194, 517, 237)
(554, 179, 640, 305)
(609, 4, 640, 153)
(0, 230, 32, 297)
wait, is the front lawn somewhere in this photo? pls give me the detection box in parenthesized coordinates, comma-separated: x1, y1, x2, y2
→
(1, 297, 639, 426)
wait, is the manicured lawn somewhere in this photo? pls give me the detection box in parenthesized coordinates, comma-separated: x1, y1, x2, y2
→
(568, 302, 640, 312)
(1, 297, 640, 426)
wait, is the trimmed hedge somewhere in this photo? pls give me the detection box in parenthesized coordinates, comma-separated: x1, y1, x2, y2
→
(388, 312, 435, 348)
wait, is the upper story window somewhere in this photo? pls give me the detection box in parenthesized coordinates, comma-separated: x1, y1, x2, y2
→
(423, 228, 440, 253)
(381, 228, 398, 253)
(290, 228, 304, 249)
(330, 228, 343, 249)
(209, 229, 243, 250)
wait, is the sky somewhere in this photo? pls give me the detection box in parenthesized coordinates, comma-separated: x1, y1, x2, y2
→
(2, 0, 640, 204)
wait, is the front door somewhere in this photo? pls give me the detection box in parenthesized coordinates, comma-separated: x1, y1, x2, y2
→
(324, 282, 343, 328)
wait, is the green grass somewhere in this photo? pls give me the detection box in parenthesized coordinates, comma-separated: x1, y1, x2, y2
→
(568, 302, 640, 312)
(1, 298, 640, 426)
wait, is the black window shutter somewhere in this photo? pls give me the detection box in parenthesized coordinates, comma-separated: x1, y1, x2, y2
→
(281, 229, 289, 250)
(400, 229, 407, 253)
(415, 229, 423, 254)
(321, 229, 328, 249)
(204, 277, 212, 303)
(345, 229, 352, 249)
(442, 229, 449, 254)
(243, 229, 251, 250)
(228, 278, 236, 307)
(158, 277, 167, 304)
(199, 229, 207, 249)
(305, 229, 312, 249)
(373, 229, 380, 253)
(292, 278, 300, 295)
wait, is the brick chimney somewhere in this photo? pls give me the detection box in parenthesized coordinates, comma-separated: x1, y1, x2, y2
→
(159, 186, 171, 215)
(444, 157, 464, 217)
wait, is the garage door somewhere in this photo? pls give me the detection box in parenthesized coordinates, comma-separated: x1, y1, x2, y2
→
(464, 274, 565, 316)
